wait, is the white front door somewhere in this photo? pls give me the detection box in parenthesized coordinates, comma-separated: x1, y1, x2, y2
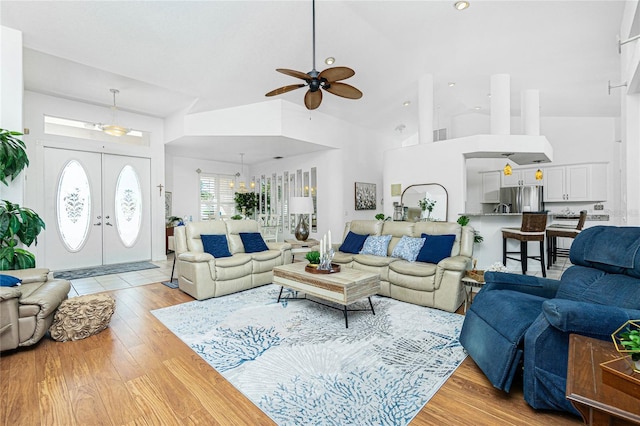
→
(44, 147, 151, 270)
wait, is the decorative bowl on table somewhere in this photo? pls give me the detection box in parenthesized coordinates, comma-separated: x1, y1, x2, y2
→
(305, 263, 341, 274)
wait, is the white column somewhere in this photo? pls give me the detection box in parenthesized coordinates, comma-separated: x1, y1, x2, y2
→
(521, 89, 540, 136)
(490, 74, 510, 135)
(418, 74, 434, 144)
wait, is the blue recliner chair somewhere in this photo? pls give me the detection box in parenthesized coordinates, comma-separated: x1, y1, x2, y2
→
(459, 226, 640, 414)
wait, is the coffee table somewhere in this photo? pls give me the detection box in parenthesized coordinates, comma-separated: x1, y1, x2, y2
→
(272, 262, 380, 328)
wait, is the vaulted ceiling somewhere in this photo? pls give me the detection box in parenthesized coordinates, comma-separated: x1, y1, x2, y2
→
(1, 1, 626, 163)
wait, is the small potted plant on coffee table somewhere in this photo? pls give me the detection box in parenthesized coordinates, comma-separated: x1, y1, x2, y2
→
(305, 251, 320, 268)
(612, 320, 640, 373)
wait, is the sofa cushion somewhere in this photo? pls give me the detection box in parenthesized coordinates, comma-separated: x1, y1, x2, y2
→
(339, 231, 368, 254)
(201, 234, 232, 258)
(239, 232, 269, 253)
(416, 234, 456, 264)
(353, 253, 399, 268)
(0, 275, 21, 287)
(390, 260, 437, 277)
(391, 236, 426, 262)
(360, 235, 392, 257)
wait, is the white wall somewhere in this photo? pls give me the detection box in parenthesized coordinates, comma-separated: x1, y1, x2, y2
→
(23, 91, 167, 265)
(0, 26, 24, 203)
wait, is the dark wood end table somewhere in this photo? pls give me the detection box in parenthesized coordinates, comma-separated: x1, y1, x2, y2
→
(566, 334, 640, 425)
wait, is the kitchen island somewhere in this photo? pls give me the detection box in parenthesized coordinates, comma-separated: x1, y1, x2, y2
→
(460, 212, 610, 273)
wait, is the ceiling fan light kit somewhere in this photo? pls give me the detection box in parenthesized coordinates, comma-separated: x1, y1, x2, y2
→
(265, 0, 362, 110)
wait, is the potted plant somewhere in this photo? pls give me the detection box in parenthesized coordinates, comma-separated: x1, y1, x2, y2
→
(0, 129, 29, 185)
(305, 250, 320, 267)
(166, 216, 183, 227)
(0, 129, 46, 270)
(457, 215, 484, 244)
(612, 320, 640, 372)
(0, 200, 45, 270)
(234, 192, 258, 218)
(418, 196, 436, 220)
(374, 213, 390, 221)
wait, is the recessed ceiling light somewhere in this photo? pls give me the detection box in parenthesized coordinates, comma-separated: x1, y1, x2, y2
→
(454, 1, 470, 11)
(448, 82, 456, 87)
(273, 156, 283, 160)
(325, 57, 335, 65)
(474, 106, 481, 110)
(403, 100, 411, 107)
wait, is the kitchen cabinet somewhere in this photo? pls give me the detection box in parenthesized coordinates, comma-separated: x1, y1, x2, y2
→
(481, 171, 501, 203)
(543, 163, 607, 202)
(501, 168, 542, 187)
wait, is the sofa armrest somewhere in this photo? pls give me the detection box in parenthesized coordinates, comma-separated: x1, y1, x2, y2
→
(438, 255, 470, 271)
(0, 286, 22, 301)
(19, 279, 70, 318)
(0, 268, 49, 284)
(266, 242, 292, 252)
(542, 299, 640, 338)
(482, 271, 560, 299)
(178, 252, 214, 263)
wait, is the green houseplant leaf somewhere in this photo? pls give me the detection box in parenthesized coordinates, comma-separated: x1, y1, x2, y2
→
(0, 200, 45, 270)
(0, 129, 29, 186)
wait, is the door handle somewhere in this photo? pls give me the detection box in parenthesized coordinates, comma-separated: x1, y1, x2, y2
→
(106, 222, 113, 227)
(93, 222, 102, 226)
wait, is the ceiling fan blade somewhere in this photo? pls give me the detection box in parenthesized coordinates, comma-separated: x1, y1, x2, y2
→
(265, 84, 306, 97)
(276, 68, 311, 81)
(324, 82, 363, 99)
(304, 89, 322, 110)
(318, 66, 355, 83)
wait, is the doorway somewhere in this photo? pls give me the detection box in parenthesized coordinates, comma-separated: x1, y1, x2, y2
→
(44, 147, 151, 270)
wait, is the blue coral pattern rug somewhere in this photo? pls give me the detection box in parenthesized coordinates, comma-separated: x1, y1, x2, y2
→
(152, 284, 466, 426)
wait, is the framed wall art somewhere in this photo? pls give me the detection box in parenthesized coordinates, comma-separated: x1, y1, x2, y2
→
(355, 182, 376, 210)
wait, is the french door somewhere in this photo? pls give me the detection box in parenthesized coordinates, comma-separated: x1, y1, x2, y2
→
(44, 148, 151, 270)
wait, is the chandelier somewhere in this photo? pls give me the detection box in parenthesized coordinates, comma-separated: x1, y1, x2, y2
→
(229, 153, 255, 193)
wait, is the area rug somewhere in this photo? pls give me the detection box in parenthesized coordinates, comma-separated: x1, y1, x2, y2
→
(53, 261, 159, 280)
(161, 279, 179, 289)
(152, 284, 466, 425)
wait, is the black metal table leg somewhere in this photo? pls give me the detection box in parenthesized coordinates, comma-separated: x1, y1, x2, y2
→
(368, 297, 375, 315)
(170, 254, 176, 282)
(343, 306, 349, 328)
(277, 286, 284, 303)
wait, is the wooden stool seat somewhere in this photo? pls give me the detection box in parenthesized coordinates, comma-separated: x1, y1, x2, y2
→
(546, 210, 587, 268)
(502, 212, 548, 277)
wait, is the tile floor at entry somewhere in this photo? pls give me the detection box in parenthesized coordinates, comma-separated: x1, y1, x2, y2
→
(66, 255, 174, 298)
(66, 253, 571, 298)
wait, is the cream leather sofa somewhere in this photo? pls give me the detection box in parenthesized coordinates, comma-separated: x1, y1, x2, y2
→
(0, 268, 70, 351)
(174, 220, 292, 300)
(332, 220, 474, 312)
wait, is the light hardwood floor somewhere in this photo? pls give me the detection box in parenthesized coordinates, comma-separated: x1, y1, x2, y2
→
(0, 280, 580, 425)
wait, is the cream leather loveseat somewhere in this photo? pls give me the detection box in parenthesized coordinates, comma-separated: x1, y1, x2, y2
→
(174, 220, 292, 300)
(332, 220, 474, 312)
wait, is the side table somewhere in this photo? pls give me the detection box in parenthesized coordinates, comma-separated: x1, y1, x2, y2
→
(461, 274, 485, 312)
(285, 238, 320, 262)
(566, 334, 640, 425)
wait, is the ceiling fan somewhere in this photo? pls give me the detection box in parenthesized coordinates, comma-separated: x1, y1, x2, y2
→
(265, 0, 362, 110)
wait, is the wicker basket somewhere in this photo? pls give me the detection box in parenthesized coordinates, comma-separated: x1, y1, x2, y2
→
(465, 270, 485, 283)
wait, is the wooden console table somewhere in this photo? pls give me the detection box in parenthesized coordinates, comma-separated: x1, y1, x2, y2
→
(566, 334, 640, 425)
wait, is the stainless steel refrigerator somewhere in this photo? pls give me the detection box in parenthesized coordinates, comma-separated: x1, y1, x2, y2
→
(499, 185, 544, 213)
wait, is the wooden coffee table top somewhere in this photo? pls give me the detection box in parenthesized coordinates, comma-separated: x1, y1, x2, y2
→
(273, 263, 380, 306)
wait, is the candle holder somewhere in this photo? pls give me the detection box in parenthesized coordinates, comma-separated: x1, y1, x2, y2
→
(319, 248, 335, 271)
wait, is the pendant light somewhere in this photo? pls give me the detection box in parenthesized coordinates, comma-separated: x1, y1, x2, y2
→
(101, 89, 130, 137)
(502, 153, 514, 176)
(230, 153, 249, 193)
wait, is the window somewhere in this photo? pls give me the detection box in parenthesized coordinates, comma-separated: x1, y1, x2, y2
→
(200, 173, 235, 220)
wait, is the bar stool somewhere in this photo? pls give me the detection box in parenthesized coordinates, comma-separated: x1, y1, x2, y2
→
(546, 210, 587, 268)
(502, 212, 548, 277)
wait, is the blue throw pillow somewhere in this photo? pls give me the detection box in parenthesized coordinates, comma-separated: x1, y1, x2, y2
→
(360, 234, 392, 257)
(239, 232, 269, 253)
(201, 234, 232, 258)
(416, 234, 456, 264)
(391, 235, 426, 262)
(339, 231, 369, 254)
(0, 275, 21, 287)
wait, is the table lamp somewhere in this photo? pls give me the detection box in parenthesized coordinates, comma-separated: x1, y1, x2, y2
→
(289, 196, 314, 241)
